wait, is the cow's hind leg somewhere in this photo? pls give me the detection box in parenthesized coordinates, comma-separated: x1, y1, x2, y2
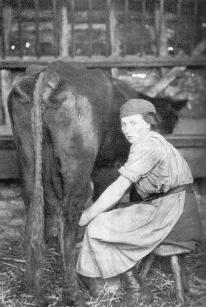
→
(60, 179, 92, 307)
(15, 131, 45, 300)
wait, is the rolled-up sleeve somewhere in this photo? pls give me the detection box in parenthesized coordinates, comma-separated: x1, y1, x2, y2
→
(118, 144, 160, 183)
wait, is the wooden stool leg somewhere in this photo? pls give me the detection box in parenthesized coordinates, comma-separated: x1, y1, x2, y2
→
(170, 255, 185, 305)
(179, 255, 188, 292)
(140, 254, 155, 281)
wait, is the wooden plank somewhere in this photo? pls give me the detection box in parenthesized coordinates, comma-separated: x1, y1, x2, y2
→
(0, 149, 19, 179)
(166, 134, 206, 148)
(191, 0, 199, 52)
(159, 0, 168, 57)
(0, 125, 12, 136)
(174, 0, 183, 55)
(2, 5, 13, 58)
(17, 0, 23, 58)
(140, 0, 146, 56)
(123, 0, 128, 56)
(105, 0, 111, 56)
(60, 4, 69, 56)
(70, 0, 75, 57)
(0, 0, 5, 59)
(0, 70, 12, 128)
(34, 0, 40, 58)
(109, 0, 120, 60)
(52, 0, 58, 56)
(0, 0, 5, 58)
(180, 147, 206, 178)
(173, 118, 206, 136)
(88, 0, 93, 57)
(0, 55, 206, 68)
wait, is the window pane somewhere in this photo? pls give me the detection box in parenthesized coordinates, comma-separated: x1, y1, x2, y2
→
(2, 0, 58, 57)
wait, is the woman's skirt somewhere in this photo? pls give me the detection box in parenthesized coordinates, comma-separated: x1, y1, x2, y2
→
(76, 190, 202, 279)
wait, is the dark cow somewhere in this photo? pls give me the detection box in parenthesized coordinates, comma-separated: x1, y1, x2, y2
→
(7, 61, 186, 306)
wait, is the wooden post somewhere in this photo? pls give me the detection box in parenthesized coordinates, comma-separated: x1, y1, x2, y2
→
(140, 254, 155, 281)
(140, 0, 146, 56)
(108, 0, 121, 78)
(60, 4, 69, 56)
(175, 0, 183, 55)
(170, 255, 185, 305)
(2, 5, 13, 56)
(0, 70, 12, 130)
(34, 0, 40, 57)
(179, 255, 188, 291)
(108, 0, 120, 57)
(0, 0, 5, 58)
(52, 0, 59, 56)
(155, 0, 168, 76)
(70, 0, 75, 57)
(88, 0, 93, 57)
(159, 0, 168, 57)
(17, 0, 23, 57)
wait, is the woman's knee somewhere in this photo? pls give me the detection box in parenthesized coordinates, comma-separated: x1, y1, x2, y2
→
(86, 213, 106, 238)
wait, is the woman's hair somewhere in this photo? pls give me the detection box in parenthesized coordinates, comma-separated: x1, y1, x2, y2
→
(142, 112, 162, 132)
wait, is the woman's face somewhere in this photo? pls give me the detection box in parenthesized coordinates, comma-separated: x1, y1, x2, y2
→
(121, 114, 151, 144)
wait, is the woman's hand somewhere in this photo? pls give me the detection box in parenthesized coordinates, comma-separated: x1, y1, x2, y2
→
(79, 175, 132, 227)
(79, 207, 95, 227)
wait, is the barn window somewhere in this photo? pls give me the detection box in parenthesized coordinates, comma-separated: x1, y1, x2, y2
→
(0, 0, 205, 62)
(0, 0, 58, 57)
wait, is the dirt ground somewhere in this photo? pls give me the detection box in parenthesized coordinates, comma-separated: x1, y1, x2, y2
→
(0, 181, 205, 307)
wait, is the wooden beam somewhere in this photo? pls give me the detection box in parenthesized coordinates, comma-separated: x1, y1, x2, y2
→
(108, 0, 120, 56)
(0, 0, 5, 58)
(190, 0, 199, 52)
(123, 0, 128, 56)
(140, 0, 146, 56)
(34, 0, 40, 58)
(17, 0, 23, 57)
(170, 255, 185, 305)
(60, 4, 69, 56)
(88, 0, 93, 57)
(0, 55, 206, 69)
(105, 0, 111, 57)
(2, 5, 13, 57)
(70, 0, 75, 57)
(0, 70, 13, 128)
(175, 0, 183, 55)
(52, 0, 58, 56)
(159, 0, 168, 57)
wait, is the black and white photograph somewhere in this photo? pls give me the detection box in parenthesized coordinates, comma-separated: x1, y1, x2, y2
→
(0, 1, 205, 306)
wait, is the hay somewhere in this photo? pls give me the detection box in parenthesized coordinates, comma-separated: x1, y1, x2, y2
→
(0, 240, 205, 307)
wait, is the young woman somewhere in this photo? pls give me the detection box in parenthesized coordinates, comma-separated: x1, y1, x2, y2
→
(76, 99, 202, 307)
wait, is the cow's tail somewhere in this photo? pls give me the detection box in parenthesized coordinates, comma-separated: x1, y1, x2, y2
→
(25, 71, 45, 293)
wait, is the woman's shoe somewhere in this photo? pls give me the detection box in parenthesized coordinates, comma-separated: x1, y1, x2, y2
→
(113, 267, 152, 307)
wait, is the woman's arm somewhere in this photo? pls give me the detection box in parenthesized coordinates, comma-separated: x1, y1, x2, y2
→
(79, 175, 132, 226)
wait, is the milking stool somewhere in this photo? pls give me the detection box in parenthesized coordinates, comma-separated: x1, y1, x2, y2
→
(140, 244, 192, 306)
